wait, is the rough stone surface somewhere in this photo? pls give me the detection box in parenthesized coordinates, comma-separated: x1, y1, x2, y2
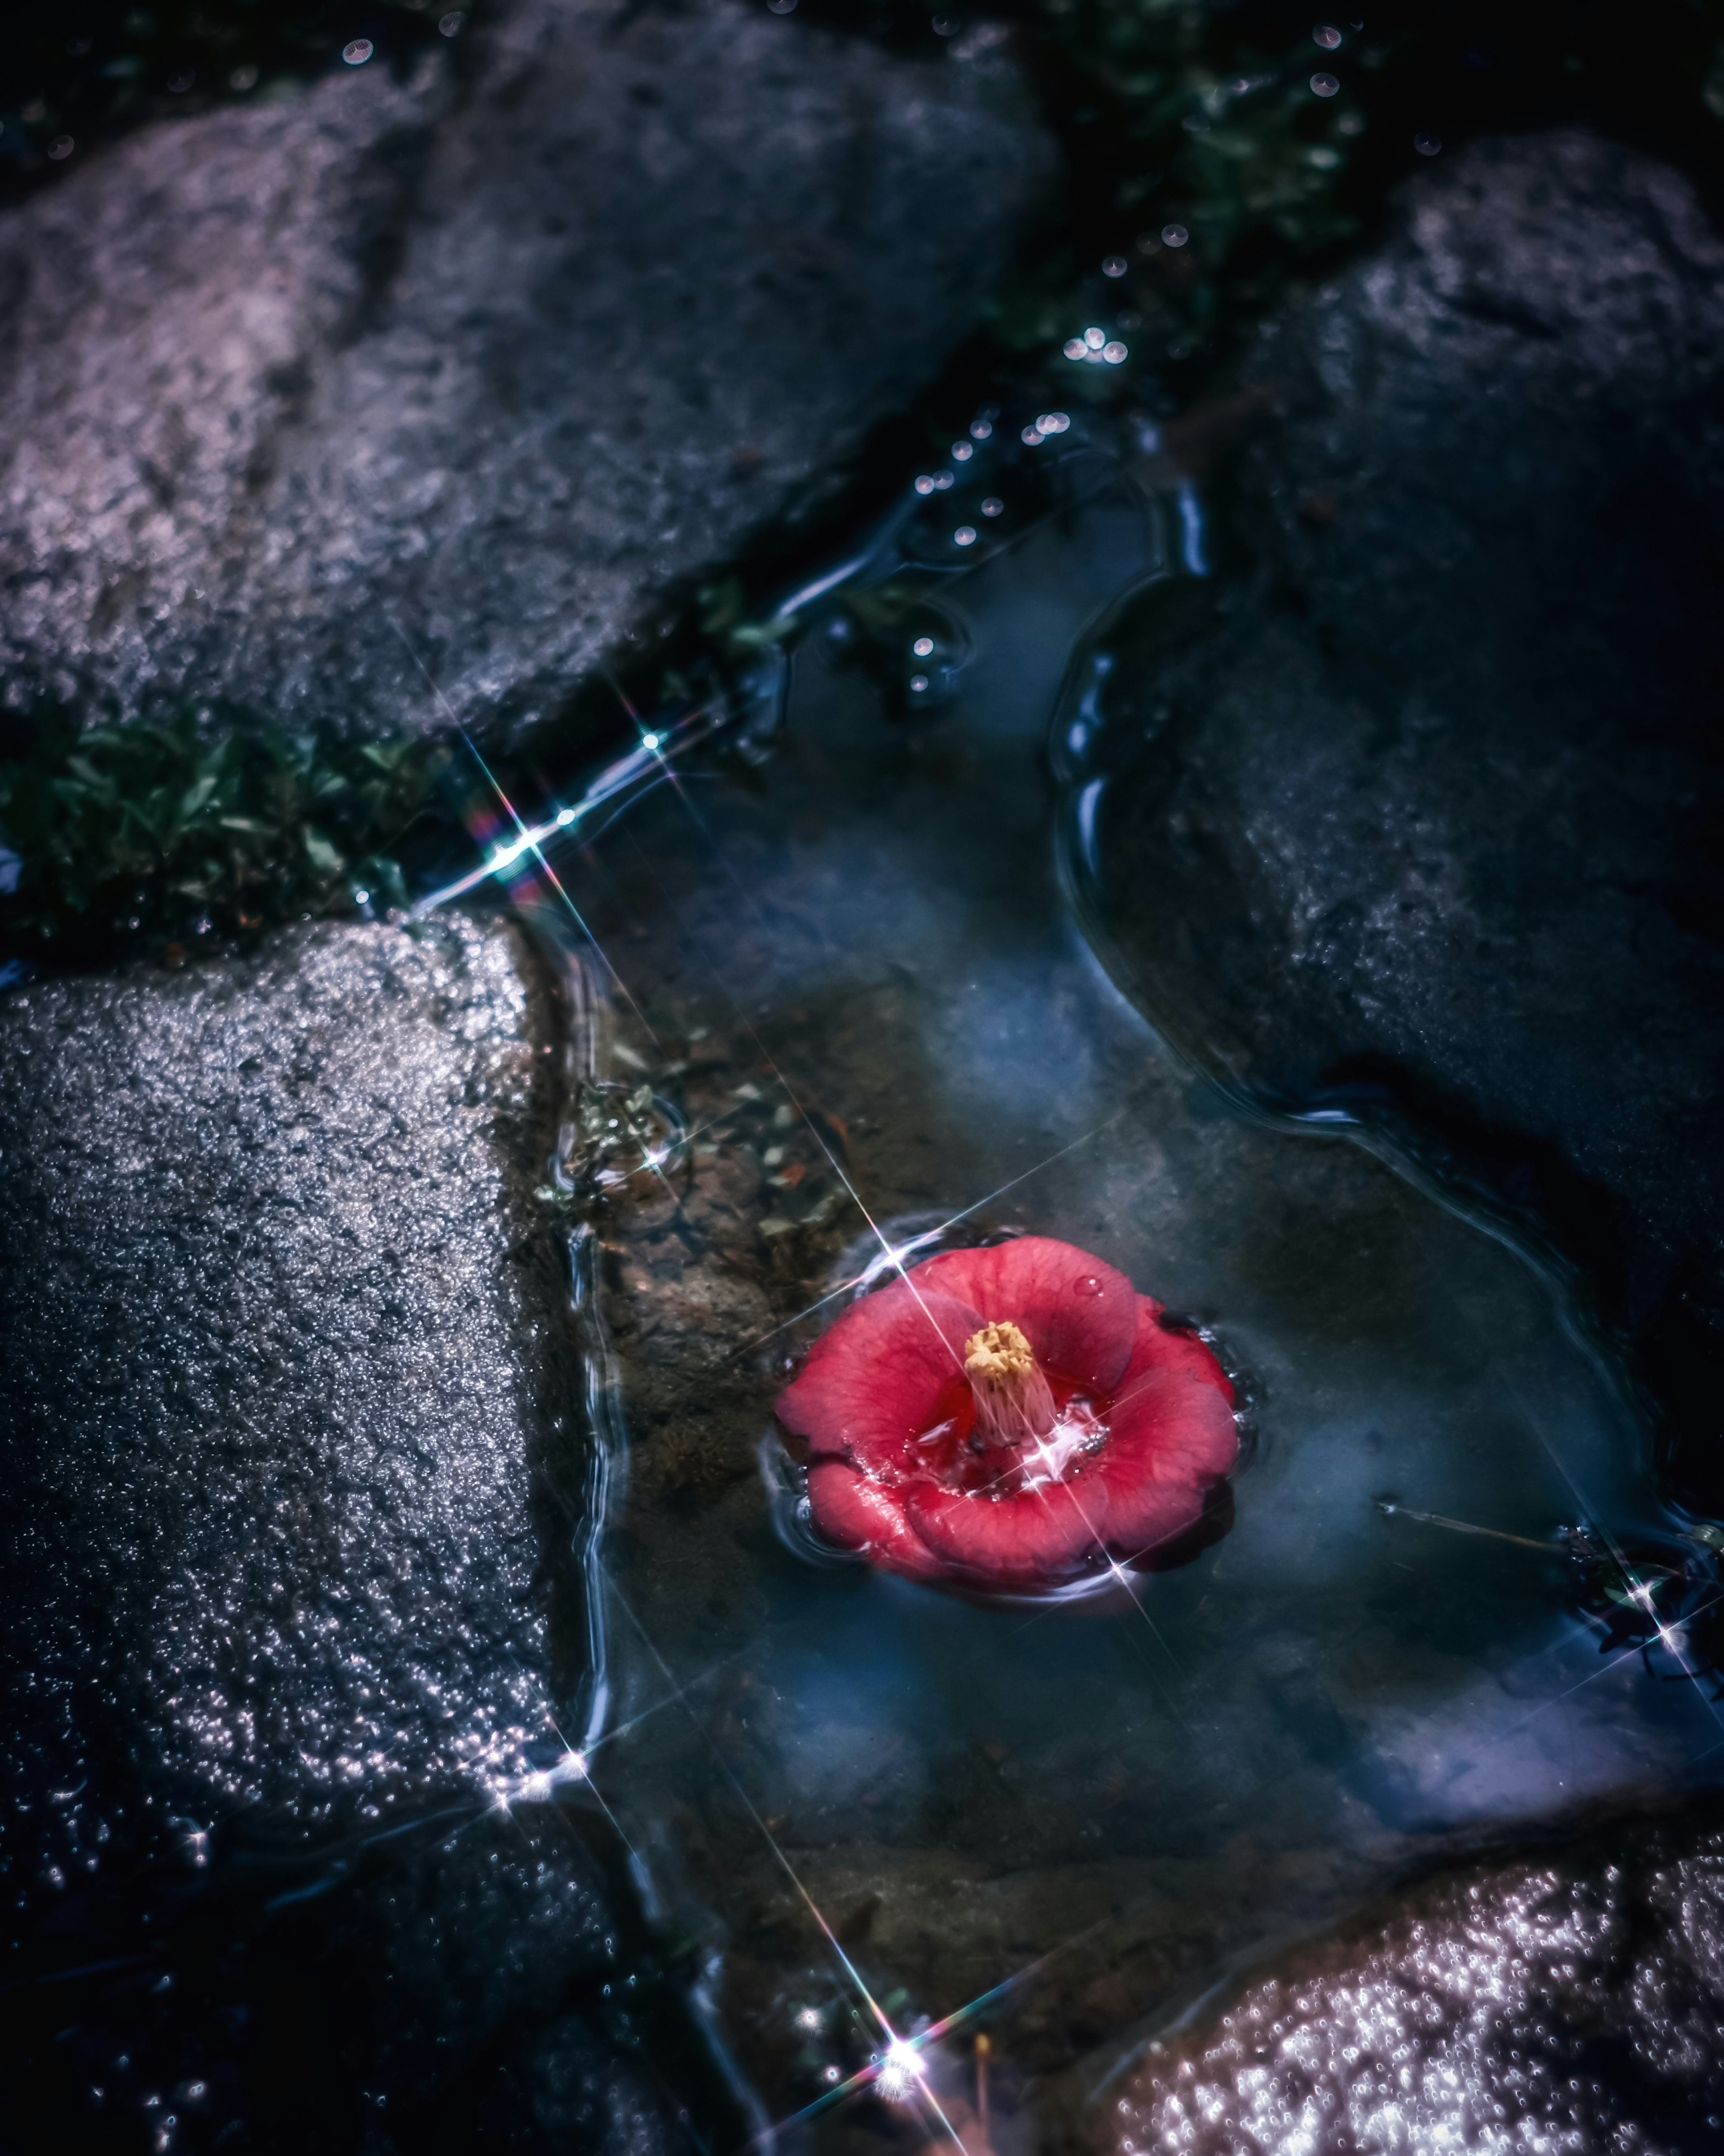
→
(0, 0, 1052, 743)
(1083, 130, 1724, 1507)
(1108, 1804, 1724, 2155)
(0, 921, 710, 2151)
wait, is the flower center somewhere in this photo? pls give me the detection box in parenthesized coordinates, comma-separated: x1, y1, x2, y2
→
(963, 1319, 1056, 1447)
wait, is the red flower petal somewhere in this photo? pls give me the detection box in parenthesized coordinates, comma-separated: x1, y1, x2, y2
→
(912, 1236, 1137, 1393)
(1091, 1300, 1238, 1562)
(775, 1279, 981, 1476)
(806, 1463, 948, 1580)
(1127, 1294, 1236, 1403)
(905, 1472, 1105, 1585)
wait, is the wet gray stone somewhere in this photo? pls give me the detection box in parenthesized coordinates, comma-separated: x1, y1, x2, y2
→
(1079, 131, 1724, 1510)
(1108, 1804, 1724, 2154)
(0, 921, 708, 2150)
(0, 0, 1052, 744)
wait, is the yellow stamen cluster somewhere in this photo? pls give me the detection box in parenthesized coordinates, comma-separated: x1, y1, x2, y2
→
(964, 1319, 1036, 1385)
(963, 1319, 1056, 1447)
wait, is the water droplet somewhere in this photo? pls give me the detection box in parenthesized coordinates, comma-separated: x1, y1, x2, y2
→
(1103, 340, 1128, 364)
(1313, 24, 1342, 48)
(969, 417, 993, 440)
(47, 135, 75, 160)
(167, 70, 195, 92)
(342, 39, 374, 64)
(1102, 255, 1127, 277)
(230, 64, 259, 91)
(932, 12, 960, 32)
(769, 0, 798, 11)
(1064, 338, 1087, 361)
(1073, 1275, 1105, 1297)
(909, 674, 931, 692)
(951, 441, 973, 461)
(981, 497, 1003, 516)
(1415, 132, 1442, 156)
(1310, 71, 1340, 96)
(1161, 223, 1188, 247)
(1084, 326, 1106, 349)
(953, 527, 977, 547)
(439, 10, 466, 35)
(1036, 412, 1071, 434)
(932, 470, 955, 490)
(914, 474, 935, 495)
(1021, 425, 1044, 445)
(912, 636, 935, 657)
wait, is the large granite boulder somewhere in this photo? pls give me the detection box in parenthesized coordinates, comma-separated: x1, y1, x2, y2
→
(1077, 130, 1724, 1509)
(0, 921, 720, 2149)
(0, 0, 1052, 744)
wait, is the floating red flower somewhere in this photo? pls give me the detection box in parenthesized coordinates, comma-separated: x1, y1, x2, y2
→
(774, 1236, 1237, 1592)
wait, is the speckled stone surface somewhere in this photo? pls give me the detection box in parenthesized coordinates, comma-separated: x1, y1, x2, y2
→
(0, 0, 1053, 744)
(1106, 1806, 1724, 2155)
(0, 921, 711, 2150)
(0, 917, 574, 1823)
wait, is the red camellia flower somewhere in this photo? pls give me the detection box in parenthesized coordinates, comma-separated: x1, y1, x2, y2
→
(774, 1236, 1237, 1592)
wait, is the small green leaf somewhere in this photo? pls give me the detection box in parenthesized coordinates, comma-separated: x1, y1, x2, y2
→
(302, 827, 346, 877)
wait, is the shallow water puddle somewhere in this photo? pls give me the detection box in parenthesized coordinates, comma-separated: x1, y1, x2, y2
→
(541, 453, 1724, 2151)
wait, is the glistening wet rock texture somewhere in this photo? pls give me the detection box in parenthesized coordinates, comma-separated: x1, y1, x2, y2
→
(1108, 1803, 1724, 2155)
(1073, 130, 1724, 1511)
(0, 0, 1051, 744)
(0, 921, 710, 2151)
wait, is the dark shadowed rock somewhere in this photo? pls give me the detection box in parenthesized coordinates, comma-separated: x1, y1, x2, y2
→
(0, 0, 1052, 744)
(1071, 131, 1724, 1510)
(1107, 1803, 1724, 2153)
(0, 921, 720, 2151)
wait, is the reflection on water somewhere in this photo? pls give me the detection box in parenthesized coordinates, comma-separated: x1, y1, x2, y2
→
(504, 423, 1724, 2148)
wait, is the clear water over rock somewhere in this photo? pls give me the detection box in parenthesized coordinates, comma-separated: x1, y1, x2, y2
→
(528, 436, 1724, 2151)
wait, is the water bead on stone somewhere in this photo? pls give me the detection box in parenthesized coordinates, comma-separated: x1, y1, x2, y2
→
(1074, 1275, 1106, 1297)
